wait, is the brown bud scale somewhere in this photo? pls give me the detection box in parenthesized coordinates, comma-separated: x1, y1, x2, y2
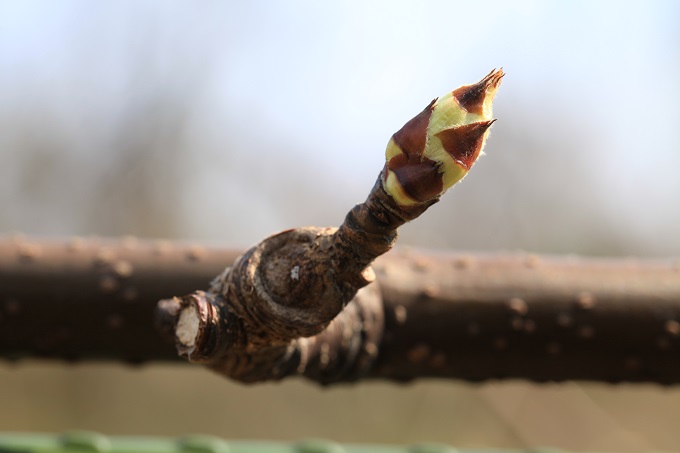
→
(386, 154, 443, 203)
(452, 68, 505, 115)
(436, 120, 495, 170)
(391, 99, 436, 157)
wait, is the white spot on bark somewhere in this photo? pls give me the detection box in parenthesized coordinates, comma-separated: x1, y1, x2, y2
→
(290, 265, 300, 281)
(394, 305, 408, 324)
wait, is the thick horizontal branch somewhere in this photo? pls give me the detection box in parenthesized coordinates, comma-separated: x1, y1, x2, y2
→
(1, 236, 679, 384)
(372, 251, 680, 384)
(0, 235, 240, 363)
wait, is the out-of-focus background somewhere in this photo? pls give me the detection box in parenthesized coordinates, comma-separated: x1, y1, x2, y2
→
(1, 1, 679, 451)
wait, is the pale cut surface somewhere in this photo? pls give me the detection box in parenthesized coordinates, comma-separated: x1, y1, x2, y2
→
(176, 306, 199, 349)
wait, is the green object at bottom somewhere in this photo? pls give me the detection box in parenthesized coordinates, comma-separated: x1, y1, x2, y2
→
(0, 433, 460, 453)
(0, 432, 647, 453)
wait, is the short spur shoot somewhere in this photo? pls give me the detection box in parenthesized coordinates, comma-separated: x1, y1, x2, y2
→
(156, 69, 504, 384)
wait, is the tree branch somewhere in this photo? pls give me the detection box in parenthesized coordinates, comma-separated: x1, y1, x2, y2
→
(3, 69, 680, 385)
(152, 70, 506, 384)
(0, 235, 240, 363)
(372, 251, 680, 385)
(2, 235, 678, 384)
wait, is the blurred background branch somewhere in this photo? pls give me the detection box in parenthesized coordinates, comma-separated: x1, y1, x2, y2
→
(2, 236, 678, 385)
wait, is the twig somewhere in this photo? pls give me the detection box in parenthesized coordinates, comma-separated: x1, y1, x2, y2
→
(156, 70, 505, 382)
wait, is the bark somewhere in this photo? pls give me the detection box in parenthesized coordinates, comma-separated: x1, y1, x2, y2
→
(164, 174, 439, 383)
(373, 251, 680, 385)
(0, 235, 240, 363)
(1, 234, 679, 384)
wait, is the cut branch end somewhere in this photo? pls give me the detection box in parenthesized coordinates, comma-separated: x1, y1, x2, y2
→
(176, 305, 199, 351)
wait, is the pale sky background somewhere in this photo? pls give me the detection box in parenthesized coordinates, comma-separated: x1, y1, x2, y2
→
(1, 0, 679, 255)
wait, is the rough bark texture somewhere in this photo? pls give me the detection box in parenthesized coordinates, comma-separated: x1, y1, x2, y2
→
(163, 173, 438, 382)
(2, 234, 679, 384)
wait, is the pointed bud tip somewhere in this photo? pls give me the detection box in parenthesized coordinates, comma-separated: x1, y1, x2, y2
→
(452, 68, 505, 116)
(484, 68, 505, 88)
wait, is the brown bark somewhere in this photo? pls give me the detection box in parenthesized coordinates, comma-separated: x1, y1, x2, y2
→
(373, 251, 680, 385)
(165, 174, 439, 382)
(1, 234, 679, 384)
(0, 235, 240, 363)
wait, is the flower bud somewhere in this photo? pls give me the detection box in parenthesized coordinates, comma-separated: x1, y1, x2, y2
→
(383, 69, 504, 206)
